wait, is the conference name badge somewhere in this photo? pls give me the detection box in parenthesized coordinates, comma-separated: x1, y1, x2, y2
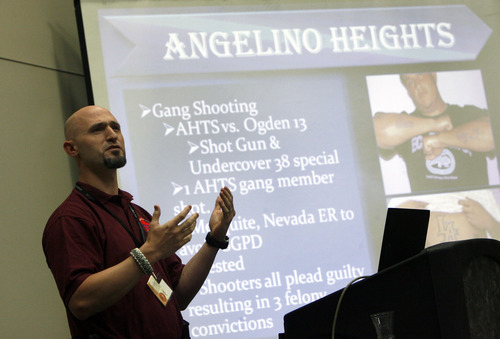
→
(147, 275, 173, 307)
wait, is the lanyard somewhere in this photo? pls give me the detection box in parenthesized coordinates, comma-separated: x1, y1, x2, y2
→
(75, 184, 146, 248)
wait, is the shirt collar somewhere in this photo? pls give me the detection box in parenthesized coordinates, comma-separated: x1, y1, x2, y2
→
(75, 181, 133, 205)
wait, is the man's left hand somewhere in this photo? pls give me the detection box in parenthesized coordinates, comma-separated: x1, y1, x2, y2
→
(209, 187, 235, 241)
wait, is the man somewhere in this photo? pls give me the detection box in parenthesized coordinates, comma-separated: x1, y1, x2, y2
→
(43, 105, 235, 338)
(373, 72, 496, 192)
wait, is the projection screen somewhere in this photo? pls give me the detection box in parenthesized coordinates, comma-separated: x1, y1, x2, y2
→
(74, 0, 500, 337)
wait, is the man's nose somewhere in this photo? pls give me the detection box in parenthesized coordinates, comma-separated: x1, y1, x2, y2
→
(105, 126, 118, 141)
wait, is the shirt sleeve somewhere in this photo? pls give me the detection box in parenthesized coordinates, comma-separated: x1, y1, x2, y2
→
(43, 214, 105, 306)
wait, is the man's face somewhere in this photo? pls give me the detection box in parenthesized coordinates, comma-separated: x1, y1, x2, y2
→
(67, 106, 126, 170)
(401, 73, 441, 116)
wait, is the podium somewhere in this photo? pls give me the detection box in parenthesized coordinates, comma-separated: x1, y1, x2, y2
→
(281, 239, 500, 338)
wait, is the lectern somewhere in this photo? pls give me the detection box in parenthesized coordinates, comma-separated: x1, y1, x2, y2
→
(281, 239, 500, 338)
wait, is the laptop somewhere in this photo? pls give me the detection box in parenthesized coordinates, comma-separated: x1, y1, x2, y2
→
(377, 207, 430, 272)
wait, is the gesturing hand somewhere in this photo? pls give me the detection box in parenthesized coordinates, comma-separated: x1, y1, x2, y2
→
(142, 205, 199, 263)
(209, 187, 235, 241)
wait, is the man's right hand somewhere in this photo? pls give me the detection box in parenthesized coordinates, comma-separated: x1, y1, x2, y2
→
(434, 114, 453, 132)
(141, 205, 199, 264)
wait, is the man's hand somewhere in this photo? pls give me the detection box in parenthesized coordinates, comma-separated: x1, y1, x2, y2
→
(423, 134, 446, 160)
(209, 187, 235, 241)
(459, 198, 498, 231)
(173, 187, 235, 309)
(433, 114, 453, 132)
(141, 205, 199, 264)
(421, 115, 452, 160)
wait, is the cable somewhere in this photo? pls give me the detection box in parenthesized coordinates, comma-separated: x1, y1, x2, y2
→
(331, 275, 369, 339)
(0, 57, 84, 76)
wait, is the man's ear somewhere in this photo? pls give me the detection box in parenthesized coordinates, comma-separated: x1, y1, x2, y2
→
(63, 140, 78, 157)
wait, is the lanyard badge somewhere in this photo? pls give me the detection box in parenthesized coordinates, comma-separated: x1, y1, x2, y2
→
(147, 274, 173, 307)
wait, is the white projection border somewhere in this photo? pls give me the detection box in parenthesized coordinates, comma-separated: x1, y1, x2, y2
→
(76, 1, 499, 338)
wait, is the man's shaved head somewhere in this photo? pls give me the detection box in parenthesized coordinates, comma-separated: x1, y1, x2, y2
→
(65, 105, 107, 141)
(63, 105, 126, 170)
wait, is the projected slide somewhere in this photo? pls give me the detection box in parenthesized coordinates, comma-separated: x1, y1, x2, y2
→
(76, 1, 500, 337)
(119, 68, 372, 338)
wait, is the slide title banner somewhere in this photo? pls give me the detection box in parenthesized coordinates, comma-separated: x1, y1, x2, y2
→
(99, 5, 491, 75)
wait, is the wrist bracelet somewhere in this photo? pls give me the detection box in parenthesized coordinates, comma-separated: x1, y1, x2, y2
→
(205, 232, 229, 250)
(130, 248, 154, 276)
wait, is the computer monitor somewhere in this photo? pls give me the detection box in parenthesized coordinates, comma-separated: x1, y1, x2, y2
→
(378, 208, 430, 272)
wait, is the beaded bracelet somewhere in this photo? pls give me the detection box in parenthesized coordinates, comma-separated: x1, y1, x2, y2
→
(130, 248, 154, 276)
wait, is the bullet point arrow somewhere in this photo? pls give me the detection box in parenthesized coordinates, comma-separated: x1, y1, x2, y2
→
(163, 122, 175, 136)
(171, 182, 183, 196)
(187, 141, 199, 154)
(139, 104, 151, 118)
